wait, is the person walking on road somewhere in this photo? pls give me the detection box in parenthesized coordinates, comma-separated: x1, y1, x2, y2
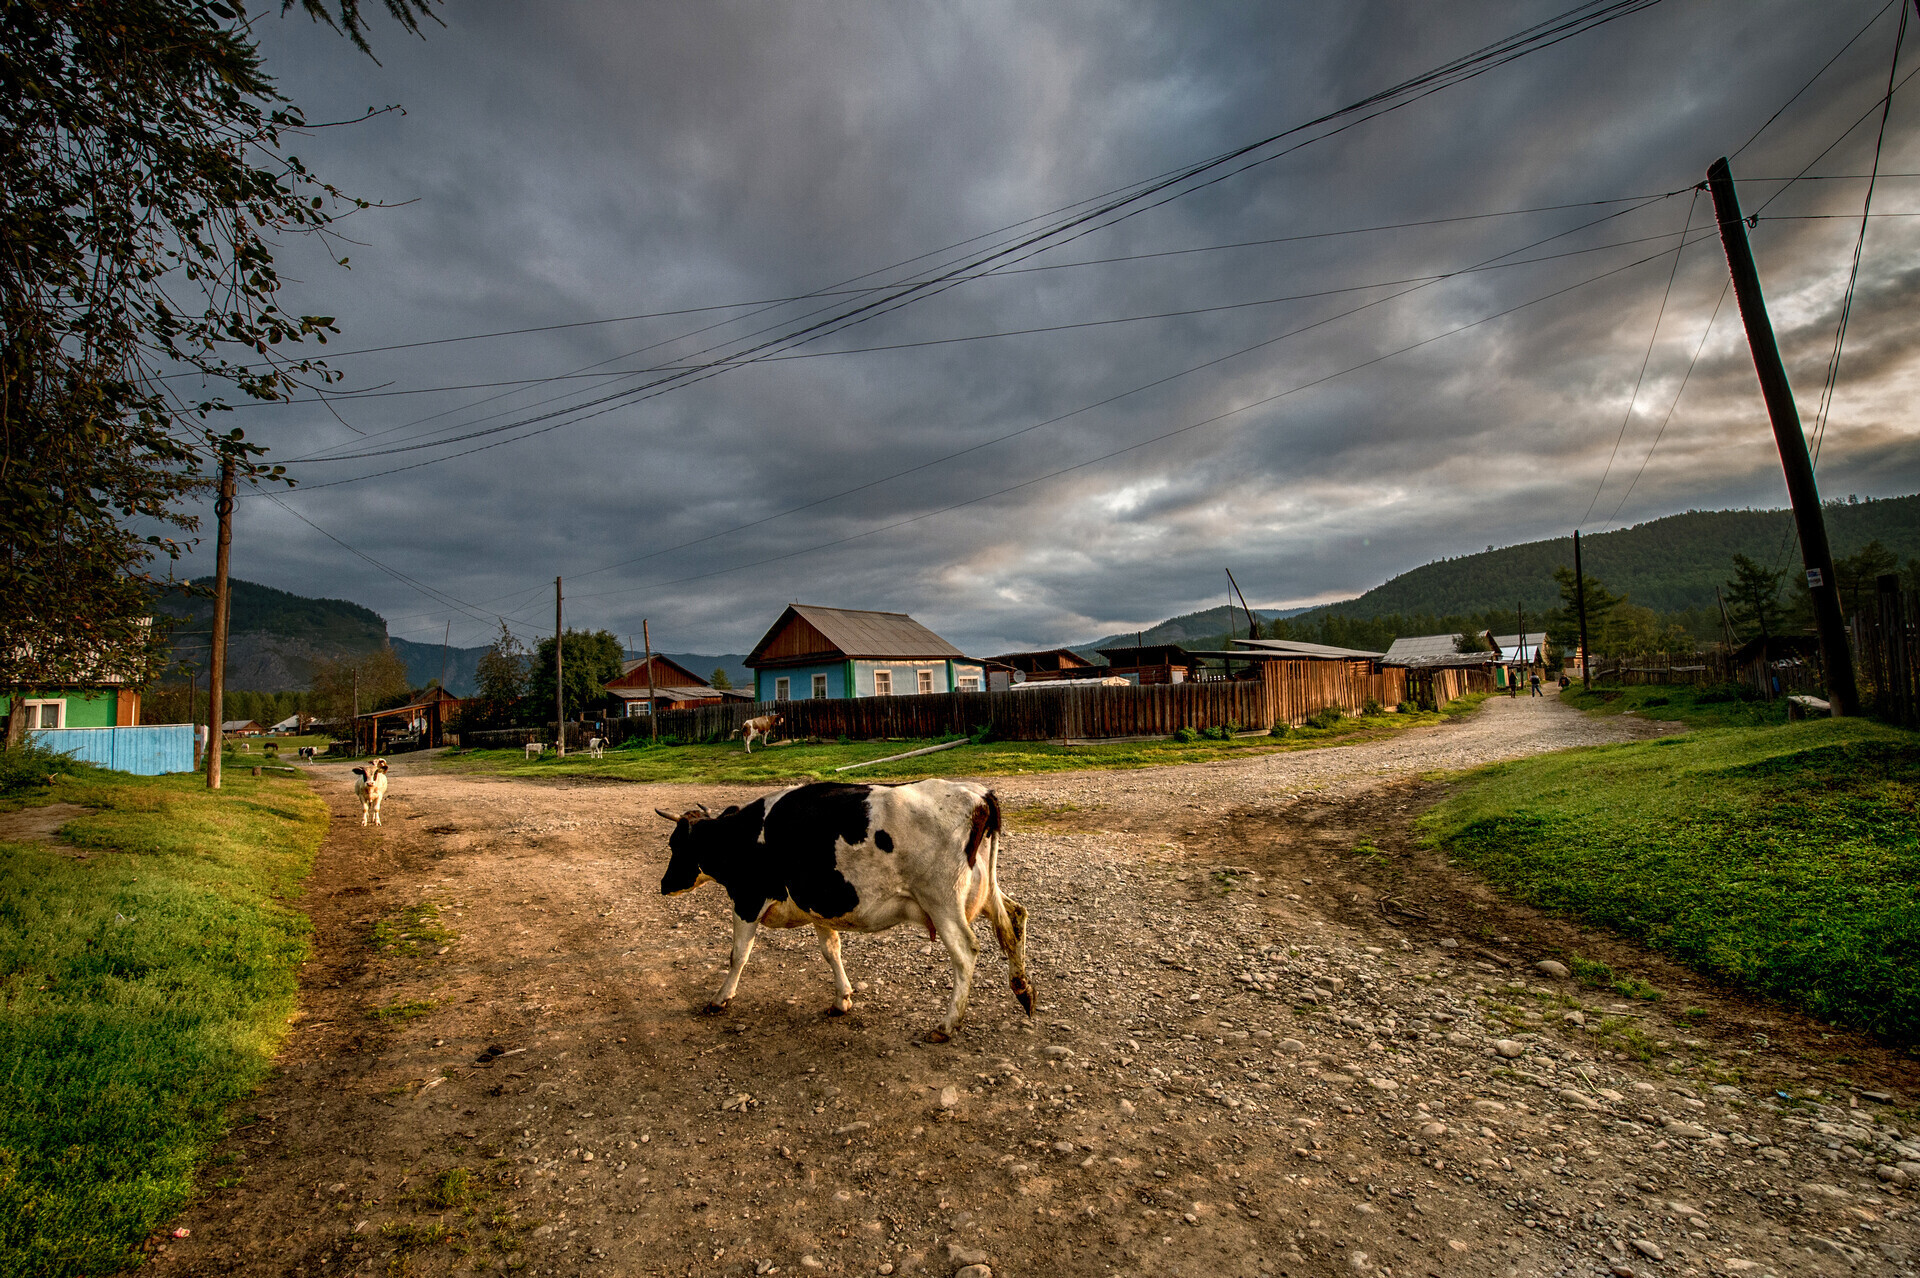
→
(1529, 671, 1544, 697)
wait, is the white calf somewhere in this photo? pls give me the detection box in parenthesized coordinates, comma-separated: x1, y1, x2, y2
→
(524, 741, 546, 760)
(351, 758, 390, 826)
(588, 736, 606, 758)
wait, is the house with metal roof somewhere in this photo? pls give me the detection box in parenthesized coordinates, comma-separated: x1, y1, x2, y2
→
(1382, 633, 1499, 668)
(985, 647, 1098, 682)
(1225, 637, 1387, 660)
(745, 605, 985, 702)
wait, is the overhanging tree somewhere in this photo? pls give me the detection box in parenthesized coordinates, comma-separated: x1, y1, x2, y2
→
(0, 0, 434, 747)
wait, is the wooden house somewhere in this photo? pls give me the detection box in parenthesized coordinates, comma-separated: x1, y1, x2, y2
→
(985, 648, 1098, 685)
(746, 605, 985, 702)
(1093, 643, 1198, 685)
(598, 654, 747, 717)
(353, 686, 464, 753)
(222, 719, 264, 736)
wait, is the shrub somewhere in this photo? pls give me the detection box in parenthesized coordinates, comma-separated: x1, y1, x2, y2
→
(1172, 726, 1200, 743)
(1361, 698, 1384, 717)
(0, 740, 88, 795)
(1268, 723, 1291, 739)
(1305, 706, 1345, 730)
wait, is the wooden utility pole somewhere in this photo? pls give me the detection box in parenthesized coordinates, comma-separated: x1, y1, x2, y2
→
(554, 577, 565, 756)
(1716, 586, 1738, 652)
(643, 619, 657, 743)
(206, 457, 235, 789)
(1226, 568, 1260, 641)
(1515, 601, 1525, 695)
(1574, 530, 1592, 692)
(437, 619, 451, 691)
(1706, 157, 1859, 716)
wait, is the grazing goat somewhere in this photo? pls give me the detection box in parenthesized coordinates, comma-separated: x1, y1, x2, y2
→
(588, 736, 606, 759)
(655, 780, 1031, 1042)
(351, 758, 390, 826)
(733, 713, 783, 753)
(524, 741, 546, 761)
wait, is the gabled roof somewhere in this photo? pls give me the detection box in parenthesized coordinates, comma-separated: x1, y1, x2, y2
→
(609, 654, 705, 689)
(1382, 633, 1498, 667)
(987, 647, 1096, 673)
(221, 719, 260, 732)
(1491, 632, 1549, 662)
(1230, 637, 1385, 660)
(747, 605, 966, 665)
(1095, 643, 1194, 667)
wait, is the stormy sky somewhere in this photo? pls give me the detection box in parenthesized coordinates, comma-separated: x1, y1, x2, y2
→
(176, 0, 1920, 656)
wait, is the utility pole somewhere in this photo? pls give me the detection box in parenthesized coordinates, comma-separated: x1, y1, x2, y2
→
(352, 668, 359, 754)
(1707, 157, 1859, 716)
(554, 577, 565, 756)
(206, 457, 235, 789)
(1574, 530, 1592, 693)
(1516, 601, 1525, 695)
(1226, 567, 1260, 641)
(437, 619, 451, 691)
(1716, 586, 1739, 652)
(643, 619, 657, 743)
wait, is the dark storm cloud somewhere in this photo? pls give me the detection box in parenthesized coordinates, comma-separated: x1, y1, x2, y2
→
(182, 0, 1920, 655)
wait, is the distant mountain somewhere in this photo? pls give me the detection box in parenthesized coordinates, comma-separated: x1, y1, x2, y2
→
(154, 578, 488, 694)
(1073, 604, 1315, 659)
(1290, 494, 1920, 624)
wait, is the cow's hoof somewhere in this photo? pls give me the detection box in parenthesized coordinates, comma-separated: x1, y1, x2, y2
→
(1012, 978, 1035, 1015)
(824, 1004, 850, 1018)
(922, 1028, 951, 1044)
(699, 1001, 730, 1016)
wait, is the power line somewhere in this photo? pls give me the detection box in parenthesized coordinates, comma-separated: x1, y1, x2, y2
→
(261, 0, 1669, 474)
(1582, 189, 1699, 525)
(1600, 278, 1731, 528)
(572, 237, 1695, 602)
(1811, 0, 1908, 469)
(1731, 0, 1901, 158)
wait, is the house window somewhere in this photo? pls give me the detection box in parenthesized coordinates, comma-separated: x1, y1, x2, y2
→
(626, 701, 650, 717)
(957, 676, 981, 692)
(775, 676, 791, 701)
(24, 699, 64, 729)
(812, 673, 829, 699)
(917, 669, 934, 695)
(872, 670, 892, 696)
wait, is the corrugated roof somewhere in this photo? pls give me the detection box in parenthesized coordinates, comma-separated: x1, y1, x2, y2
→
(753, 605, 966, 662)
(1230, 638, 1385, 660)
(1383, 633, 1501, 667)
(1492, 632, 1549, 662)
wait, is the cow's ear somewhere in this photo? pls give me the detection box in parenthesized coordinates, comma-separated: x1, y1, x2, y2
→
(654, 808, 681, 823)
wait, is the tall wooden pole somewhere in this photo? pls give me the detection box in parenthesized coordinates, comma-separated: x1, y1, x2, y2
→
(1574, 530, 1592, 692)
(554, 576, 565, 756)
(1706, 158, 1859, 716)
(643, 619, 656, 743)
(206, 457, 235, 789)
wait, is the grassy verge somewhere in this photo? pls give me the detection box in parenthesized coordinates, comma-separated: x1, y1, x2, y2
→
(0, 768, 328, 1276)
(1559, 681, 1788, 729)
(441, 696, 1486, 786)
(1422, 717, 1920, 1044)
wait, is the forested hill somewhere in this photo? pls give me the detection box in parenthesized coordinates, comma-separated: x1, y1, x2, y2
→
(1073, 604, 1314, 657)
(1294, 495, 1920, 622)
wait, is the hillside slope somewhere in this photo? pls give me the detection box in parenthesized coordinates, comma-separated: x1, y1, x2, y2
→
(1296, 495, 1918, 622)
(1074, 605, 1313, 657)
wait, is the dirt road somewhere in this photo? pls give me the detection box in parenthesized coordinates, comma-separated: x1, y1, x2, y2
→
(145, 696, 1919, 1278)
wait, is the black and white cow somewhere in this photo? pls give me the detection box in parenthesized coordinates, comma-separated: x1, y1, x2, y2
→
(654, 779, 1032, 1042)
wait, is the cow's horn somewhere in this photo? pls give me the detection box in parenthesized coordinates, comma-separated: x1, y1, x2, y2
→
(654, 807, 681, 822)
(696, 803, 711, 816)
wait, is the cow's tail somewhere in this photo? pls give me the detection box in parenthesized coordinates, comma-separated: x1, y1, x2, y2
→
(963, 787, 1000, 869)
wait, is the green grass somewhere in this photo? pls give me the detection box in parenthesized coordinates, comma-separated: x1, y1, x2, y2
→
(1559, 681, 1788, 729)
(0, 769, 327, 1276)
(1422, 717, 1920, 1043)
(441, 696, 1486, 786)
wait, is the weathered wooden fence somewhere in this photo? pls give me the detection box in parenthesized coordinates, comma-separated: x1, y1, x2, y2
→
(1585, 652, 1736, 687)
(1853, 578, 1919, 727)
(458, 658, 1415, 748)
(1402, 665, 1494, 710)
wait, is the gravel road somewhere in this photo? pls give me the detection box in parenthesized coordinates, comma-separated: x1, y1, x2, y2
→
(143, 695, 1919, 1278)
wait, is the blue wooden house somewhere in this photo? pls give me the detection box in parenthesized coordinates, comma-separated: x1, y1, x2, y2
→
(745, 605, 985, 702)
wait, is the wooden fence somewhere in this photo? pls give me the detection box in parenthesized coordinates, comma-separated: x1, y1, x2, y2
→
(1853, 580, 1919, 727)
(458, 657, 1411, 747)
(1402, 665, 1494, 710)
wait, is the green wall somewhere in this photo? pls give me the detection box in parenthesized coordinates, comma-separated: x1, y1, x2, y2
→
(0, 690, 120, 728)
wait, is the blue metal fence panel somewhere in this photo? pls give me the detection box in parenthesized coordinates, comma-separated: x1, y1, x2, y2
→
(31, 724, 195, 776)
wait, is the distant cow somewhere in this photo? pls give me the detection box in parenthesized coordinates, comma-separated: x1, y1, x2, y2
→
(351, 758, 390, 826)
(524, 741, 546, 760)
(733, 713, 783, 753)
(588, 736, 606, 758)
(654, 780, 1032, 1042)
(298, 745, 318, 761)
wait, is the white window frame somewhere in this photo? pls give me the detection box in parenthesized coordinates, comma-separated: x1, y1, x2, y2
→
(956, 676, 981, 692)
(626, 700, 650, 717)
(917, 669, 934, 695)
(872, 669, 893, 696)
(24, 698, 65, 729)
(774, 676, 791, 701)
(812, 673, 829, 699)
